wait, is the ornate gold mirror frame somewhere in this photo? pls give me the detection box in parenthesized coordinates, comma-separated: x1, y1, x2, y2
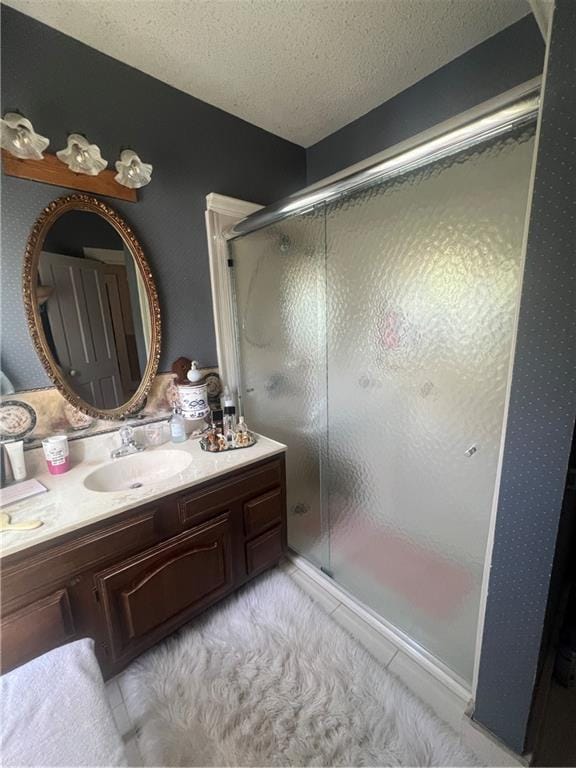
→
(23, 193, 161, 420)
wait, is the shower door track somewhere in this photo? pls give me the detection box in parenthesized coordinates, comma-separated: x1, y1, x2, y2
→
(226, 78, 540, 240)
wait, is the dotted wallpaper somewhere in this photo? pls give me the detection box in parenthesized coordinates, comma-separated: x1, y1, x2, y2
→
(474, 0, 576, 754)
(0, 6, 305, 391)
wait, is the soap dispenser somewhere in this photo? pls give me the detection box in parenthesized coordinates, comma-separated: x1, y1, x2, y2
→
(169, 406, 187, 443)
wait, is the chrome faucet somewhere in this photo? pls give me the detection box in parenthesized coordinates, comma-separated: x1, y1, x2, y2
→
(110, 426, 145, 459)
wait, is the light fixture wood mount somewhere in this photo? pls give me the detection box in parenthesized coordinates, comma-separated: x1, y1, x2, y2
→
(1, 149, 137, 202)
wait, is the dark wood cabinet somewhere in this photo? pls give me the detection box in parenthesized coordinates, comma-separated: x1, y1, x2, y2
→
(246, 526, 284, 576)
(243, 488, 283, 538)
(1, 588, 76, 672)
(95, 513, 233, 665)
(0, 454, 286, 677)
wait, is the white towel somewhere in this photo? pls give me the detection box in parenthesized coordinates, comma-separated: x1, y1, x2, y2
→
(1, 638, 127, 767)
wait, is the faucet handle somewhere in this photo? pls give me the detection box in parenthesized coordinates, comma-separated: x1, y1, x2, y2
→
(118, 425, 134, 445)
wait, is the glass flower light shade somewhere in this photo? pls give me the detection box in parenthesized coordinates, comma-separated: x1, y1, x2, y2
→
(56, 134, 107, 175)
(0, 112, 49, 160)
(115, 150, 153, 189)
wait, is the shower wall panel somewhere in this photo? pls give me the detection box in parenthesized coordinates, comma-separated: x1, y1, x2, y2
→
(230, 210, 328, 566)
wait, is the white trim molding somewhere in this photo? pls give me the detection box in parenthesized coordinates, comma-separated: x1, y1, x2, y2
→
(206, 193, 261, 220)
(528, 0, 554, 40)
(205, 193, 262, 394)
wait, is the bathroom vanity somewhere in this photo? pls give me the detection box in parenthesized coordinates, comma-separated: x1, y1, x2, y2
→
(0, 192, 288, 678)
(0, 436, 286, 677)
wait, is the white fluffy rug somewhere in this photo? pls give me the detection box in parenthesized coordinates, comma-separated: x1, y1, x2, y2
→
(120, 569, 476, 767)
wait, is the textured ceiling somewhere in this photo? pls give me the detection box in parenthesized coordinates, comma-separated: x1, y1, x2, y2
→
(4, 0, 531, 147)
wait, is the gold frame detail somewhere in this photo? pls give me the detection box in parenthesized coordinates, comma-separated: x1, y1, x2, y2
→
(23, 193, 161, 420)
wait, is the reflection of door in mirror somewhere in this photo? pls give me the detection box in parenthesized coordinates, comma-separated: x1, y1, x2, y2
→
(83, 247, 150, 394)
(34, 208, 153, 411)
(39, 252, 127, 409)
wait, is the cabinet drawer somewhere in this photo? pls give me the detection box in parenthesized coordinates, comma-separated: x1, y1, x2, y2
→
(2, 506, 161, 603)
(243, 488, 282, 539)
(178, 458, 282, 527)
(95, 513, 233, 662)
(246, 526, 283, 575)
(1, 589, 75, 673)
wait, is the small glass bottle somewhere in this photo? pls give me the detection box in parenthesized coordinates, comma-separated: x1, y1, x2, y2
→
(212, 409, 224, 435)
(223, 406, 236, 445)
(169, 406, 187, 443)
(235, 416, 249, 446)
(205, 426, 220, 452)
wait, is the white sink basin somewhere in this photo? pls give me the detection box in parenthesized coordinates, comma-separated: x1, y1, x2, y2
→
(83, 450, 192, 493)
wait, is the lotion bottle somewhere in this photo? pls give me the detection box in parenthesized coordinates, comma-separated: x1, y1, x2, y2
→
(4, 440, 26, 482)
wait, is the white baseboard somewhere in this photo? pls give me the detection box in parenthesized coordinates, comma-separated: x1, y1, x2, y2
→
(286, 553, 470, 698)
(284, 553, 526, 767)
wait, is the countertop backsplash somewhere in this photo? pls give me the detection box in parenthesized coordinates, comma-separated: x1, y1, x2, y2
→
(1, 368, 218, 450)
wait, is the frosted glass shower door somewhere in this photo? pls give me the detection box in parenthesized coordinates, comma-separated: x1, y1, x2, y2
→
(325, 129, 535, 683)
(229, 210, 328, 567)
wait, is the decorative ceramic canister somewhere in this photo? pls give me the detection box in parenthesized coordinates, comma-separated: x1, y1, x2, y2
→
(177, 361, 210, 420)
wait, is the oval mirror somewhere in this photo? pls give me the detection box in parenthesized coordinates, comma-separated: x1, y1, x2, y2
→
(23, 194, 161, 419)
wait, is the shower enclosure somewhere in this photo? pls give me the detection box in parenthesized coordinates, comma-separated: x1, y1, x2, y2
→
(227, 90, 537, 686)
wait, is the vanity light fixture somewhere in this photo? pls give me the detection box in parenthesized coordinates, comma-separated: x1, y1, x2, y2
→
(0, 112, 49, 160)
(114, 149, 153, 189)
(56, 133, 107, 176)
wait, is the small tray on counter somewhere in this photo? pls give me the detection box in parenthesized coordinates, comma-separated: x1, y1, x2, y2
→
(199, 432, 257, 453)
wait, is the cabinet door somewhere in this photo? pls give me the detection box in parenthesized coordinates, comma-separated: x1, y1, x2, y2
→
(246, 526, 284, 576)
(95, 513, 232, 664)
(1, 589, 76, 673)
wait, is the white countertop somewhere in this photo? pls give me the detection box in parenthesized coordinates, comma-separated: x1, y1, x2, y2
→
(0, 431, 286, 559)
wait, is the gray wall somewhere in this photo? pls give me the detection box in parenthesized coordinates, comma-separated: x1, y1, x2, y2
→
(0, 5, 305, 390)
(306, 15, 545, 184)
(474, 0, 576, 753)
